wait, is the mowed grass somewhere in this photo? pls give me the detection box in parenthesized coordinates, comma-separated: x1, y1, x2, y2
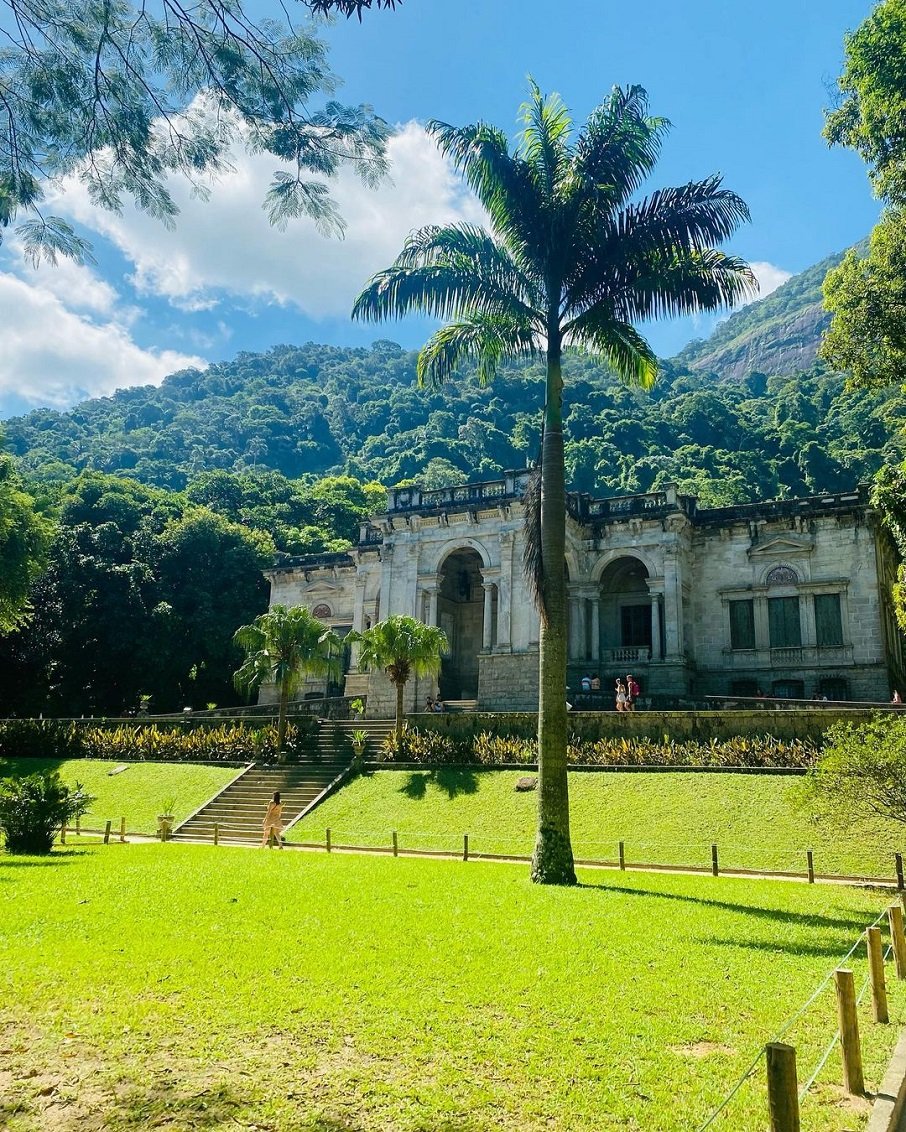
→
(289, 769, 906, 880)
(0, 845, 902, 1131)
(0, 758, 237, 833)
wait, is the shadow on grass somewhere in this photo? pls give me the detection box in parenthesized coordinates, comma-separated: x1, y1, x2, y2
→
(707, 936, 865, 960)
(0, 850, 86, 870)
(577, 879, 870, 935)
(400, 768, 480, 801)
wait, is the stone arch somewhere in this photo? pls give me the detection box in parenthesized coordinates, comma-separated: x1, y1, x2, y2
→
(425, 536, 493, 576)
(596, 555, 657, 660)
(436, 546, 494, 701)
(590, 548, 659, 584)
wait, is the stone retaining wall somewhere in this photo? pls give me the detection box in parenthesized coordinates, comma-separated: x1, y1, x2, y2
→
(408, 708, 884, 743)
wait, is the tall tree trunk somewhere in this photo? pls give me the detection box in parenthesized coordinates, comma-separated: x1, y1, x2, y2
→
(277, 678, 289, 762)
(531, 336, 576, 885)
(395, 680, 405, 748)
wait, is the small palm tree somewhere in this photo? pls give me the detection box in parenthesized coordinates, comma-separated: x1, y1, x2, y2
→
(353, 82, 754, 885)
(350, 615, 448, 744)
(233, 605, 343, 756)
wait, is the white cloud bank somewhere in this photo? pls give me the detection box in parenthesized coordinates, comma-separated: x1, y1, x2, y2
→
(0, 269, 204, 410)
(50, 121, 487, 319)
(748, 261, 793, 302)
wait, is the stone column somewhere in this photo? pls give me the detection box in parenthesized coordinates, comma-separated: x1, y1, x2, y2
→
(497, 530, 514, 649)
(482, 582, 495, 651)
(349, 577, 367, 671)
(591, 597, 600, 661)
(663, 553, 684, 659)
(378, 541, 393, 622)
(568, 592, 581, 659)
(647, 579, 664, 661)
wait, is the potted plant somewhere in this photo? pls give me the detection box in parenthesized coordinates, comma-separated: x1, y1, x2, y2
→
(350, 729, 368, 773)
(157, 795, 177, 842)
(350, 697, 365, 720)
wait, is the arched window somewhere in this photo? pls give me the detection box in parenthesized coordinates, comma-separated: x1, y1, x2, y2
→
(766, 565, 798, 586)
(312, 603, 332, 619)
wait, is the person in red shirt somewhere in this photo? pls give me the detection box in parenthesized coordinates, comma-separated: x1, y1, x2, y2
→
(626, 674, 641, 710)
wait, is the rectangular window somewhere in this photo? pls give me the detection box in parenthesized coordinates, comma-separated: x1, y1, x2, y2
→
(769, 597, 801, 648)
(729, 599, 755, 650)
(815, 594, 844, 648)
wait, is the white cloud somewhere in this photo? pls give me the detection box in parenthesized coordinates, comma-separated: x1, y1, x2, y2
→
(0, 272, 205, 409)
(748, 261, 793, 302)
(48, 121, 486, 318)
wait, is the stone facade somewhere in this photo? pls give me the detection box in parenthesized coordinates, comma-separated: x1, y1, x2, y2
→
(264, 473, 905, 712)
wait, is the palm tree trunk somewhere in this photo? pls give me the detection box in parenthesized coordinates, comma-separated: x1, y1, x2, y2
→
(531, 337, 576, 886)
(395, 680, 405, 748)
(277, 678, 289, 762)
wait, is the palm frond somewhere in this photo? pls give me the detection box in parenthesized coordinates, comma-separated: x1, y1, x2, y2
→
(617, 249, 757, 321)
(570, 84, 670, 209)
(564, 308, 658, 389)
(416, 314, 538, 387)
(352, 223, 543, 329)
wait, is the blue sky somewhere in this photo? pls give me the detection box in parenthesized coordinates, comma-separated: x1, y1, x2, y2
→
(0, 0, 881, 416)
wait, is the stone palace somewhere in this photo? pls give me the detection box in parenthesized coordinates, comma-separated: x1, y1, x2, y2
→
(263, 471, 904, 713)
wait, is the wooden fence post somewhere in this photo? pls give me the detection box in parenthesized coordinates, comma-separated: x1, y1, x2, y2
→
(896, 853, 905, 892)
(60, 823, 66, 845)
(765, 1042, 800, 1132)
(619, 841, 625, 871)
(392, 830, 398, 857)
(103, 820, 111, 845)
(807, 850, 814, 884)
(213, 823, 219, 846)
(75, 813, 80, 836)
(463, 834, 469, 862)
(867, 926, 889, 1023)
(889, 905, 906, 980)
(834, 968, 865, 1095)
(711, 843, 719, 877)
(119, 817, 126, 844)
(326, 828, 331, 853)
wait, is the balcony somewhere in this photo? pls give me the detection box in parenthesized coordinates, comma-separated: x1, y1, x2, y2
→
(606, 647, 652, 664)
(723, 645, 854, 669)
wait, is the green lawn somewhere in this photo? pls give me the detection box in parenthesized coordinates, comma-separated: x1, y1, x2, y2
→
(0, 844, 902, 1131)
(289, 769, 906, 880)
(0, 758, 238, 833)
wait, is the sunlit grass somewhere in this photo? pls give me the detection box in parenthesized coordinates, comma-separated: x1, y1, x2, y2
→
(289, 768, 906, 880)
(0, 758, 237, 833)
(0, 843, 903, 1130)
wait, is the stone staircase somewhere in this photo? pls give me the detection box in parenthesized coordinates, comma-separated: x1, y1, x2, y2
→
(171, 762, 349, 845)
(169, 719, 396, 845)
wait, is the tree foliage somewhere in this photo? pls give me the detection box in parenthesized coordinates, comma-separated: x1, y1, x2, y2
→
(807, 715, 906, 826)
(233, 604, 342, 752)
(0, 770, 92, 854)
(0, 0, 390, 262)
(351, 615, 447, 743)
(0, 453, 50, 633)
(353, 81, 753, 884)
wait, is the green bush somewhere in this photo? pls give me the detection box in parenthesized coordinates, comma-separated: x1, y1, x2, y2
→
(0, 719, 319, 763)
(807, 714, 906, 824)
(0, 771, 94, 854)
(381, 729, 818, 769)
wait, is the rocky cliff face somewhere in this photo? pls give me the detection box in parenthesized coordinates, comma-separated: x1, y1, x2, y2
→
(675, 247, 856, 381)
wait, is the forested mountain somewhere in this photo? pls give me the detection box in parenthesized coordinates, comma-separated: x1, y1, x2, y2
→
(3, 242, 902, 515)
(676, 249, 853, 381)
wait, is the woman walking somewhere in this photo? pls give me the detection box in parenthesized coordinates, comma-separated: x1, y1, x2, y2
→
(261, 791, 284, 848)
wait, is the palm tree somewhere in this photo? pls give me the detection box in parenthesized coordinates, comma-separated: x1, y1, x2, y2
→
(353, 82, 754, 885)
(233, 605, 343, 756)
(350, 615, 448, 744)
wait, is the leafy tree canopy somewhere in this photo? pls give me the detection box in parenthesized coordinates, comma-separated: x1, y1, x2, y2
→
(0, 454, 50, 633)
(0, 0, 391, 263)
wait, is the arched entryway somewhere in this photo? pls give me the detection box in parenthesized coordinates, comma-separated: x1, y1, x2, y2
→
(598, 557, 655, 660)
(437, 548, 494, 700)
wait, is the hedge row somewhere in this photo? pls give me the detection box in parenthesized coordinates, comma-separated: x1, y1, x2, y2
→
(381, 729, 819, 769)
(0, 719, 318, 763)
